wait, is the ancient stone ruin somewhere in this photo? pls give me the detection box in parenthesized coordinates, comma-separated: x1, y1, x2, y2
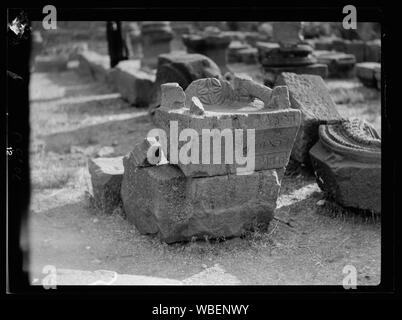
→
(275, 72, 343, 166)
(120, 76, 301, 243)
(356, 62, 381, 90)
(149, 52, 223, 115)
(258, 22, 328, 86)
(153, 76, 300, 177)
(310, 118, 381, 213)
(313, 50, 356, 78)
(182, 27, 232, 74)
(88, 156, 124, 215)
(140, 21, 173, 69)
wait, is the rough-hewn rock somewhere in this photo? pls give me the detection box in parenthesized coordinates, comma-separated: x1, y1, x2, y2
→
(272, 22, 303, 46)
(275, 72, 343, 164)
(149, 52, 222, 114)
(257, 39, 328, 86)
(365, 39, 381, 62)
(228, 41, 251, 63)
(121, 158, 281, 243)
(77, 51, 110, 82)
(309, 119, 381, 213)
(153, 77, 301, 177)
(88, 156, 124, 214)
(356, 62, 381, 89)
(314, 51, 356, 78)
(108, 60, 155, 107)
(182, 30, 232, 73)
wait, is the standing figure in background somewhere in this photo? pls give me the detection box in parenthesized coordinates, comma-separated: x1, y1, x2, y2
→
(106, 21, 128, 68)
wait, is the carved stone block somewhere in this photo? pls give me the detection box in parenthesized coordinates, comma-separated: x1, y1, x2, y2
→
(314, 51, 356, 78)
(153, 76, 301, 177)
(121, 160, 282, 243)
(149, 52, 222, 114)
(356, 62, 381, 89)
(275, 72, 343, 165)
(108, 60, 155, 107)
(310, 119, 381, 213)
(88, 156, 124, 214)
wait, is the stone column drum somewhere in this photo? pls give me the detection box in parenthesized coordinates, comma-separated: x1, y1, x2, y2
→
(140, 21, 173, 69)
(182, 29, 232, 74)
(309, 119, 381, 213)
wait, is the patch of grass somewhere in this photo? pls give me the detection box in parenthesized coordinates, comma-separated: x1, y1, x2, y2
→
(330, 86, 380, 105)
(31, 166, 76, 190)
(317, 200, 380, 224)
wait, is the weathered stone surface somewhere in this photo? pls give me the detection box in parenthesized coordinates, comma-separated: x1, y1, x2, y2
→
(182, 30, 232, 73)
(261, 64, 328, 87)
(311, 37, 336, 51)
(257, 40, 328, 86)
(154, 77, 301, 177)
(121, 159, 281, 243)
(365, 39, 381, 62)
(240, 48, 258, 64)
(272, 22, 303, 46)
(131, 137, 168, 166)
(149, 52, 222, 114)
(228, 41, 251, 63)
(356, 62, 381, 89)
(374, 65, 381, 90)
(314, 51, 356, 78)
(88, 156, 124, 214)
(77, 51, 110, 82)
(108, 60, 155, 107)
(275, 72, 343, 164)
(34, 56, 68, 73)
(310, 119, 381, 213)
(140, 21, 173, 68)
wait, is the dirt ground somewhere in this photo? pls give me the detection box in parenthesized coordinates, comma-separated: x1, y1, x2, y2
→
(27, 65, 381, 286)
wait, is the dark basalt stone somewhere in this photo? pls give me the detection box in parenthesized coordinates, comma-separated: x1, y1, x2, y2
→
(310, 119, 381, 213)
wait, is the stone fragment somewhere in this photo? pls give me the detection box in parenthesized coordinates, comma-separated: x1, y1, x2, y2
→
(237, 47, 258, 64)
(356, 62, 381, 89)
(189, 96, 205, 115)
(275, 72, 343, 164)
(374, 65, 381, 90)
(314, 51, 356, 78)
(121, 160, 281, 243)
(149, 52, 222, 114)
(159, 83, 186, 110)
(272, 22, 303, 46)
(182, 29, 232, 73)
(154, 77, 301, 177)
(108, 60, 155, 107)
(228, 41, 251, 63)
(140, 21, 173, 68)
(332, 39, 366, 62)
(131, 137, 168, 167)
(257, 38, 328, 86)
(77, 51, 110, 82)
(365, 39, 381, 62)
(88, 156, 124, 214)
(313, 37, 335, 51)
(309, 119, 381, 213)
